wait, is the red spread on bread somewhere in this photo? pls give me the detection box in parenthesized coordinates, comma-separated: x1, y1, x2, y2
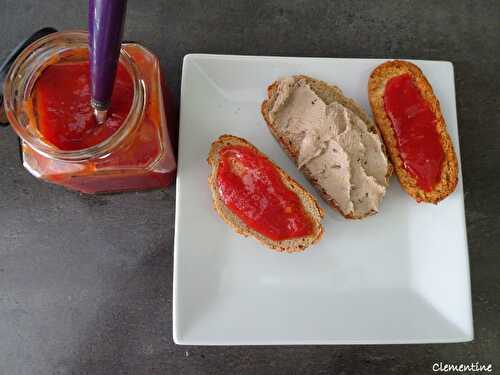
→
(216, 145, 314, 240)
(383, 74, 445, 192)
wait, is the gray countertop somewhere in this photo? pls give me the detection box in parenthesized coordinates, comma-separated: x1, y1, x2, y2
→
(1, 1, 499, 374)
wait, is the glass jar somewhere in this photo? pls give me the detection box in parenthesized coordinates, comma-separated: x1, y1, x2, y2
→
(3, 31, 176, 193)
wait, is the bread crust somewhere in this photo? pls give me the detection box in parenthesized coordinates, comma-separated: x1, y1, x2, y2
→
(368, 60, 458, 203)
(261, 75, 392, 219)
(207, 134, 324, 253)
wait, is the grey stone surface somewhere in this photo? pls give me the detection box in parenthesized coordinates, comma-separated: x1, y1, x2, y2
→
(0, 0, 499, 374)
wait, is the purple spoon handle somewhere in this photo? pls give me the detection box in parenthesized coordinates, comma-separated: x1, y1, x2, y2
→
(88, 0, 127, 123)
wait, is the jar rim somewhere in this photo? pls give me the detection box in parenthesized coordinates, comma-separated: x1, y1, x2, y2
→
(3, 30, 145, 162)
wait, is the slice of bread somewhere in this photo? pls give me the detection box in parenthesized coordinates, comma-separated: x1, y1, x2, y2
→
(368, 60, 458, 203)
(261, 75, 392, 219)
(208, 134, 324, 253)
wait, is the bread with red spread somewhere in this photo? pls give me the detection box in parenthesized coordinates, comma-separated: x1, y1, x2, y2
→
(368, 60, 458, 203)
(261, 75, 392, 219)
(207, 135, 324, 253)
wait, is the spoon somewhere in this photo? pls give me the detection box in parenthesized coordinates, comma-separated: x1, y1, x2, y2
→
(88, 0, 127, 124)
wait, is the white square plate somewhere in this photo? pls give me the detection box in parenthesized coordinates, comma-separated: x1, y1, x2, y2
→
(173, 54, 473, 345)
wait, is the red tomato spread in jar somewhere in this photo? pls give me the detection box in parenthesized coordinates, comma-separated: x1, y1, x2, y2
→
(216, 145, 314, 241)
(5, 32, 176, 194)
(33, 61, 133, 151)
(383, 74, 445, 191)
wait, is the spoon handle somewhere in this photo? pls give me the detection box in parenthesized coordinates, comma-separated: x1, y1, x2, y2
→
(88, 0, 127, 121)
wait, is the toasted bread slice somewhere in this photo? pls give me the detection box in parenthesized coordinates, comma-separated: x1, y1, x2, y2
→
(368, 60, 458, 203)
(208, 135, 324, 253)
(261, 75, 392, 219)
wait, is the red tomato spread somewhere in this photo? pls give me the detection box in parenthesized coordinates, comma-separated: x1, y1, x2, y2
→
(216, 145, 314, 241)
(33, 61, 133, 150)
(383, 74, 445, 191)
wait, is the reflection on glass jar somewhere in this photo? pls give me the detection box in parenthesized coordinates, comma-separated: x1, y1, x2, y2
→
(4, 31, 176, 194)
